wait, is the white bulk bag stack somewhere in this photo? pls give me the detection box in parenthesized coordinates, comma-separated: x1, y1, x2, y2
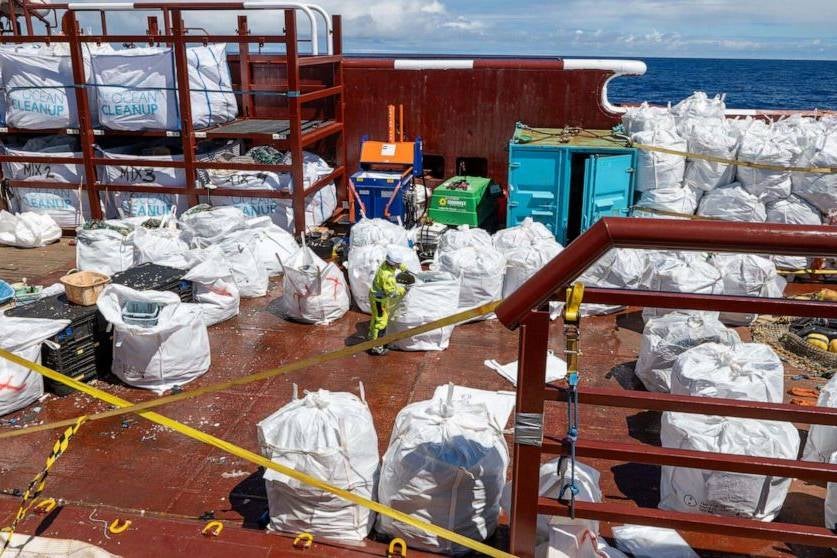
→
(257, 388, 379, 541)
(632, 128, 687, 192)
(670, 342, 784, 403)
(349, 217, 409, 249)
(0, 317, 70, 416)
(347, 244, 420, 314)
(97, 284, 210, 394)
(710, 254, 786, 325)
(635, 312, 741, 393)
(621, 102, 676, 136)
(736, 127, 798, 204)
(183, 258, 240, 326)
(793, 131, 837, 214)
(180, 205, 247, 246)
(76, 223, 134, 275)
(633, 186, 700, 218)
(503, 241, 563, 298)
(278, 247, 349, 324)
(660, 412, 798, 521)
(216, 235, 269, 298)
(131, 215, 189, 265)
(766, 195, 822, 269)
(377, 388, 509, 554)
(682, 121, 739, 193)
(640, 252, 723, 321)
(802, 375, 837, 463)
(697, 183, 767, 222)
(492, 217, 555, 255)
(0, 210, 61, 248)
(389, 271, 461, 351)
(434, 245, 505, 319)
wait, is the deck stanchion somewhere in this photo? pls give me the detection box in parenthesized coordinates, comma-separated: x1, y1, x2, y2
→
(285, 8, 306, 235)
(237, 15, 256, 117)
(171, 10, 200, 208)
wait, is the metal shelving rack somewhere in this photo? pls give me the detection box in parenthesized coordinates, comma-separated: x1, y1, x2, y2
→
(0, 1, 346, 234)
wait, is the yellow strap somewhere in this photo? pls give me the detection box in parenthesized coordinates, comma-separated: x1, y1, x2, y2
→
(0, 301, 501, 442)
(631, 206, 719, 221)
(0, 306, 514, 558)
(631, 142, 837, 174)
(563, 282, 585, 324)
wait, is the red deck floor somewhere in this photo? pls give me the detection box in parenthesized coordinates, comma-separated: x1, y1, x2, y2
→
(0, 241, 831, 557)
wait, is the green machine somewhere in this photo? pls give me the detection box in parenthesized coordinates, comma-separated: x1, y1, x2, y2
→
(428, 176, 500, 228)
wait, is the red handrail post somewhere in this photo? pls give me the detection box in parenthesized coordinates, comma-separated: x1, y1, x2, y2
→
(285, 8, 305, 235)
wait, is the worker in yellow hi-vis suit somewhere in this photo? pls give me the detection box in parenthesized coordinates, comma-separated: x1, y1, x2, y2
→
(368, 250, 409, 355)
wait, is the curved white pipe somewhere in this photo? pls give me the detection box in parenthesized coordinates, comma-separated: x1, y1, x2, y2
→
(306, 4, 332, 56)
(562, 59, 647, 115)
(243, 2, 319, 55)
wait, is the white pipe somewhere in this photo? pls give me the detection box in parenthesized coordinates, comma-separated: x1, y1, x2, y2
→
(67, 3, 138, 10)
(306, 4, 332, 56)
(243, 2, 318, 55)
(394, 59, 474, 70)
(561, 59, 647, 115)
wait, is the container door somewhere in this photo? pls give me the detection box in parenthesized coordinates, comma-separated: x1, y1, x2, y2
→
(582, 153, 633, 232)
(507, 146, 561, 237)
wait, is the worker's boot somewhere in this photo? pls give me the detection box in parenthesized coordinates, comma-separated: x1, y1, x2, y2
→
(367, 327, 388, 356)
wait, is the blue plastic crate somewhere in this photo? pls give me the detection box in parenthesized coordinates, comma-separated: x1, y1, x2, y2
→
(0, 280, 13, 306)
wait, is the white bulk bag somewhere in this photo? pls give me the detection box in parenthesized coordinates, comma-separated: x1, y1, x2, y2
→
(0, 317, 70, 416)
(766, 195, 822, 269)
(802, 375, 837, 462)
(622, 102, 676, 136)
(502, 241, 563, 298)
(633, 186, 700, 218)
(376, 390, 509, 555)
(635, 312, 741, 393)
(76, 224, 134, 275)
(710, 253, 786, 325)
(389, 271, 461, 351)
(671, 342, 784, 403)
(131, 218, 189, 265)
(238, 217, 299, 275)
(682, 120, 738, 192)
(187, 43, 237, 129)
(0, 210, 61, 248)
(640, 252, 723, 321)
(697, 183, 766, 222)
(827, 453, 837, 532)
(611, 525, 697, 558)
(349, 217, 409, 249)
(660, 412, 798, 521)
(347, 244, 420, 314)
(793, 132, 837, 213)
(210, 184, 337, 233)
(278, 247, 349, 324)
(564, 248, 647, 317)
(544, 525, 627, 558)
(434, 245, 506, 319)
(180, 205, 248, 246)
(632, 129, 687, 192)
(492, 217, 555, 255)
(97, 284, 210, 393)
(672, 92, 726, 128)
(217, 235, 269, 298)
(257, 388, 379, 541)
(736, 128, 798, 203)
(435, 225, 493, 258)
(183, 258, 240, 326)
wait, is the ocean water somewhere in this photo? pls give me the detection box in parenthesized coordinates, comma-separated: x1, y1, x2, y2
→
(607, 57, 837, 111)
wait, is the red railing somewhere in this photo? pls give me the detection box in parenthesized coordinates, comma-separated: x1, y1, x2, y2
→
(496, 217, 837, 557)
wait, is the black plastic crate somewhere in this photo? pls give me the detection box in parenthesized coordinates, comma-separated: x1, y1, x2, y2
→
(45, 359, 99, 396)
(111, 263, 193, 302)
(43, 336, 99, 370)
(5, 294, 103, 342)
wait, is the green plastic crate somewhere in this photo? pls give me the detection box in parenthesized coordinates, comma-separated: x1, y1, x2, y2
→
(428, 176, 498, 227)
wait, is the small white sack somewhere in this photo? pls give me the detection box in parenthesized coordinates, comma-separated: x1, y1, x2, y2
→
(802, 375, 837, 462)
(0, 317, 70, 416)
(257, 388, 379, 541)
(503, 241, 563, 299)
(793, 132, 837, 214)
(347, 244, 420, 314)
(670, 342, 784, 403)
(682, 120, 739, 192)
(97, 284, 210, 393)
(389, 271, 460, 351)
(183, 258, 240, 326)
(622, 102, 677, 136)
(612, 525, 698, 558)
(698, 183, 767, 222)
(635, 312, 741, 393)
(659, 412, 798, 521)
(278, 247, 350, 324)
(76, 225, 134, 275)
(349, 217, 409, 249)
(376, 389, 509, 555)
(492, 216, 555, 255)
(434, 245, 506, 319)
(710, 253, 786, 325)
(0, 210, 61, 248)
(766, 195, 822, 269)
(640, 252, 723, 321)
(632, 129, 687, 192)
(633, 186, 701, 218)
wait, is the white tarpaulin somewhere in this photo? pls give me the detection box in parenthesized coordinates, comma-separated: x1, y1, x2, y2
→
(802, 375, 837, 463)
(633, 186, 701, 218)
(660, 412, 798, 521)
(389, 271, 460, 351)
(710, 253, 786, 325)
(622, 102, 676, 136)
(347, 244, 420, 314)
(766, 195, 822, 269)
(640, 252, 723, 321)
(257, 388, 379, 541)
(434, 245, 505, 320)
(793, 131, 837, 214)
(0, 317, 70, 416)
(682, 120, 739, 192)
(183, 257, 240, 326)
(76, 223, 134, 275)
(376, 387, 509, 555)
(484, 351, 568, 386)
(635, 312, 741, 393)
(349, 217, 409, 249)
(278, 247, 349, 324)
(0, 210, 61, 248)
(97, 284, 210, 393)
(670, 342, 784, 403)
(612, 525, 698, 558)
(492, 217, 556, 255)
(632, 129, 687, 192)
(697, 183, 767, 222)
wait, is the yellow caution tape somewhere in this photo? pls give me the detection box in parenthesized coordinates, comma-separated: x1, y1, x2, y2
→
(0, 301, 515, 558)
(0, 415, 86, 556)
(0, 301, 501, 442)
(631, 142, 837, 174)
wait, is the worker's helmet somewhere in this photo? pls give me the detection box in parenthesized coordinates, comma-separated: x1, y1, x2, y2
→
(385, 250, 405, 266)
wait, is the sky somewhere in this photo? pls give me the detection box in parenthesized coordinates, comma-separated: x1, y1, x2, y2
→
(70, 0, 837, 60)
